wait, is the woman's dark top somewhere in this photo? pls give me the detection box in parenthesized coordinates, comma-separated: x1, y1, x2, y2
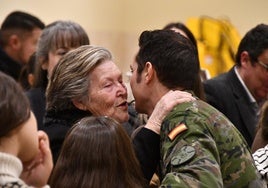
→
(43, 108, 91, 164)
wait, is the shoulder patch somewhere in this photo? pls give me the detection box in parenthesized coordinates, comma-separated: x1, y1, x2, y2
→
(171, 145, 195, 166)
(168, 123, 188, 141)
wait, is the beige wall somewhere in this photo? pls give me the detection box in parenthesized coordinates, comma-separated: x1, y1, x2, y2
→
(1, 0, 268, 80)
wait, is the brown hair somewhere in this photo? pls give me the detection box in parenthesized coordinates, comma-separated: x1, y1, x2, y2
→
(33, 20, 90, 88)
(0, 71, 30, 137)
(49, 116, 147, 188)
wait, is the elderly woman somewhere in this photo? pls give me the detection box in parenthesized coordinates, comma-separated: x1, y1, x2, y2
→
(43, 45, 194, 165)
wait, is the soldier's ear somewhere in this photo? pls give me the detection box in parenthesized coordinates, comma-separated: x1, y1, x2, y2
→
(144, 61, 154, 83)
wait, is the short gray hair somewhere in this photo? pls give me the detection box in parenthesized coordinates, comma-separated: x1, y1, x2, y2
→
(46, 45, 113, 111)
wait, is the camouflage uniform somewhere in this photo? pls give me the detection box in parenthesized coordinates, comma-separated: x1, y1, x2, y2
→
(159, 99, 266, 188)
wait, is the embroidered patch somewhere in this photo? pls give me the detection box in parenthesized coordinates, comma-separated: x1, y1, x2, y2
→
(168, 123, 187, 140)
(171, 145, 195, 166)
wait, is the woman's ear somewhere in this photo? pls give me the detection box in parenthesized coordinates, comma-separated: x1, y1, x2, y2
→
(27, 73, 35, 87)
(39, 56, 48, 70)
(41, 61, 48, 70)
(72, 99, 87, 111)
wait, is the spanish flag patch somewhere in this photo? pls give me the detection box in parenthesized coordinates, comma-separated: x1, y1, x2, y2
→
(168, 123, 188, 141)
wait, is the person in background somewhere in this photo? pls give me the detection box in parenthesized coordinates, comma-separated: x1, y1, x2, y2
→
(26, 20, 90, 130)
(253, 100, 268, 184)
(0, 71, 53, 187)
(163, 22, 206, 100)
(49, 116, 147, 188)
(203, 24, 268, 147)
(44, 45, 194, 165)
(0, 11, 45, 81)
(18, 52, 36, 91)
(130, 29, 265, 187)
(163, 22, 197, 50)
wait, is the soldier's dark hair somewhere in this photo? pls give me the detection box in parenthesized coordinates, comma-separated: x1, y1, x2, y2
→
(163, 22, 205, 100)
(135, 29, 199, 91)
(236, 24, 268, 66)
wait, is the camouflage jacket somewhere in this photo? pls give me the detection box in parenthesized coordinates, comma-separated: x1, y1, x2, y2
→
(159, 99, 266, 188)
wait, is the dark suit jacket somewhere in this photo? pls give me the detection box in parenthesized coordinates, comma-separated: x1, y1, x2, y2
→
(203, 66, 258, 147)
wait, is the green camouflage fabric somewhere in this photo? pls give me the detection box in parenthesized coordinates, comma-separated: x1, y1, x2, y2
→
(159, 99, 266, 188)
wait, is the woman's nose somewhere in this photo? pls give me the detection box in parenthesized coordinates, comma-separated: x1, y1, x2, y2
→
(117, 82, 127, 95)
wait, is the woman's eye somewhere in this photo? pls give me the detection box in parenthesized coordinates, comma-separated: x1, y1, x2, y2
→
(58, 51, 67, 56)
(104, 83, 112, 88)
(56, 49, 68, 56)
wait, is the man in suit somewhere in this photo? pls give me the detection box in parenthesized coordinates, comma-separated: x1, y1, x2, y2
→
(204, 24, 268, 147)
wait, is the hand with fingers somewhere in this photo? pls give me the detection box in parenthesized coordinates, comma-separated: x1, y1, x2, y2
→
(145, 90, 195, 134)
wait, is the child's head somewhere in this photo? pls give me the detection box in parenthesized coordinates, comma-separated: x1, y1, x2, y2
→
(0, 71, 39, 162)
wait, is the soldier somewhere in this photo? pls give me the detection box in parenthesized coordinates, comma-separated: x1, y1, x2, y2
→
(130, 30, 266, 187)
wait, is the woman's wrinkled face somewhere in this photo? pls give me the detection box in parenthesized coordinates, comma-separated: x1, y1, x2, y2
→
(85, 60, 129, 123)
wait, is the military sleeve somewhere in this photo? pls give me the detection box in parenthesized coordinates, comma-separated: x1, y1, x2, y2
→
(159, 116, 223, 187)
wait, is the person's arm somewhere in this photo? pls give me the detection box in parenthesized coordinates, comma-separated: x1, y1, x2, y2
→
(132, 90, 195, 181)
(20, 131, 53, 187)
(132, 127, 160, 181)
